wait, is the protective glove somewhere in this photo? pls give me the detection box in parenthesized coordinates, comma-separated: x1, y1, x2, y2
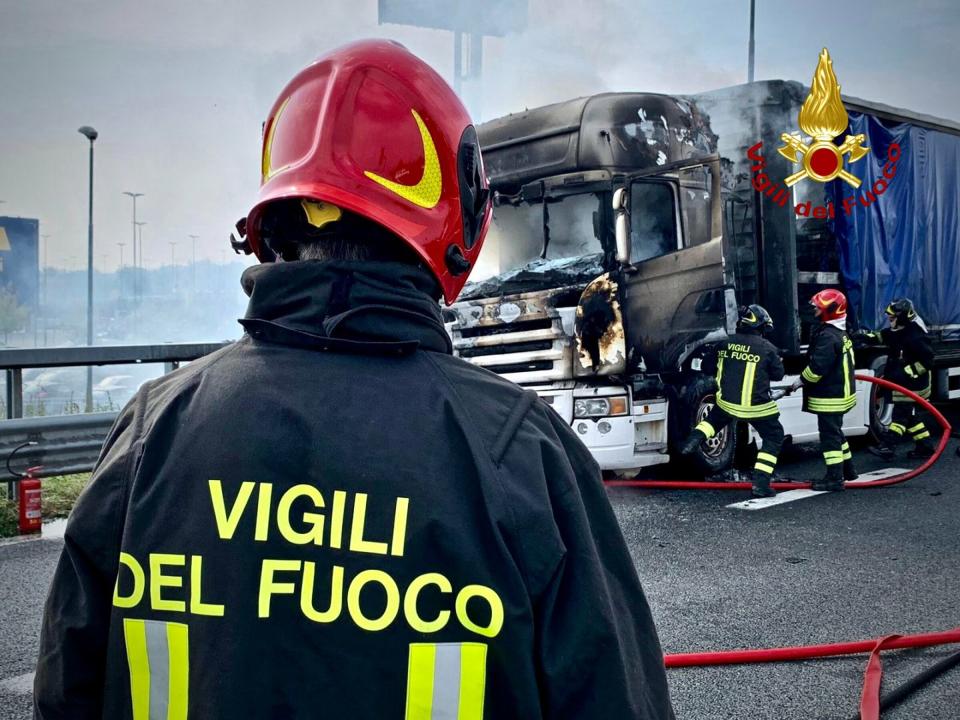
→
(790, 378, 803, 392)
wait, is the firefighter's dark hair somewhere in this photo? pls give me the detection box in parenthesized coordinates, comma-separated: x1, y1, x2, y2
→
(258, 199, 422, 266)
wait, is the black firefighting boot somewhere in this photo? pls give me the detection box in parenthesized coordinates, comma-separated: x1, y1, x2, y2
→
(842, 458, 859, 481)
(867, 430, 897, 460)
(812, 464, 845, 492)
(678, 429, 707, 455)
(750, 469, 776, 498)
(907, 438, 936, 459)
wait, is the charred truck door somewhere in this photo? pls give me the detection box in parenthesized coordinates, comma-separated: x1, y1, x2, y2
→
(613, 156, 734, 375)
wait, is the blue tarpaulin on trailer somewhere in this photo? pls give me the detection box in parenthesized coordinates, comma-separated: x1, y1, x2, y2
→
(832, 114, 960, 336)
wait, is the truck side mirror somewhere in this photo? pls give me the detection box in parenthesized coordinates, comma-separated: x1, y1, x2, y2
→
(613, 187, 630, 265)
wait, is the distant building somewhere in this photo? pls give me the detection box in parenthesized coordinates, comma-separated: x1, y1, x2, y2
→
(0, 216, 39, 310)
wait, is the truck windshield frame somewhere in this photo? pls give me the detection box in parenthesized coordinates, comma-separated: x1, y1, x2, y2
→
(470, 189, 608, 284)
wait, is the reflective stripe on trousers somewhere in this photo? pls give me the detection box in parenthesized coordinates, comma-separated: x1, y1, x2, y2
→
(123, 619, 189, 720)
(823, 450, 844, 466)
(406, 643, 487, 720)
(754, 451, 778, 475)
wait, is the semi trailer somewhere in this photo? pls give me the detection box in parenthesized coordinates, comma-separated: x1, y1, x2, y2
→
(445, 80, 960, 475)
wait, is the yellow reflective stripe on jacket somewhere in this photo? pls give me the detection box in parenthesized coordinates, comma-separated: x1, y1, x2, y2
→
(807, 396, 856, 413)
(716, 396, 779, 418)
(406, 643, 487, 720)
(802, 366, 821, 383)
(892, 373, 932, 401)
(695, 420, 716, 439)
(842, 345, 853, 400)
(741, 362, 757, 407)
(123, 618, 189, 720)
(716, 357, 724, 387)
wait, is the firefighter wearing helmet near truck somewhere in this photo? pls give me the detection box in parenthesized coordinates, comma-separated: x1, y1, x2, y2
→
(793, 289, 859, 491)
(34, 41, 674, 719)
(858, 298, 936, 460)
(678, 304, 787, 498)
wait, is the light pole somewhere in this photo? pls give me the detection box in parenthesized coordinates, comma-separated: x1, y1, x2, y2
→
(123, 191, 143, 299)
(78, 125, 97, 412)
(747, 0, 756, 83)
(135, 221, 146, 300)
(41, 234, 49, 345)
(169, 241, 177, 294)
(188, 234, 199, 296)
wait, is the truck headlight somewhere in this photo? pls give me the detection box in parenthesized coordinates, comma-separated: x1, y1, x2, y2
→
(573, 396, 628, 418)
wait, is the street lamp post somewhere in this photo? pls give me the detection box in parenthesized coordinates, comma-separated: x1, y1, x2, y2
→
(188, 234, 199, 296)
(169, 241, 178, 295)
(123, 191, 143, 299)
(135, 221, 146, 300)
(41, 234, 49, 345)
(78, 125, 98, 413)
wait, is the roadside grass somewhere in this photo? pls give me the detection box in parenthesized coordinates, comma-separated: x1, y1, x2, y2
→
(0, 473, 91, 538)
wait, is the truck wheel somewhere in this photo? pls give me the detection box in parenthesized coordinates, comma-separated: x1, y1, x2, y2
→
(679, 377, 736, 475)
(868, 356, 893, 440)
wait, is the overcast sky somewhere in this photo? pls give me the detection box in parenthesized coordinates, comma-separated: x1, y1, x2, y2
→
(1, 0, 958, 271)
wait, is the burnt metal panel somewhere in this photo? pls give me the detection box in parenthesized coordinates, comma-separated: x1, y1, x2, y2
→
(479, 94, 717, 189)
(619, 239, 728, 373)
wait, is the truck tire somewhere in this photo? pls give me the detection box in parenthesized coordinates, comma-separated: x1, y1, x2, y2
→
(868, 356, 894, 440)
(677, 376, 736, 475)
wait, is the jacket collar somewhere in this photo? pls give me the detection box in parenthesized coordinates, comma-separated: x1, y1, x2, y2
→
(239, 260, 452, 355)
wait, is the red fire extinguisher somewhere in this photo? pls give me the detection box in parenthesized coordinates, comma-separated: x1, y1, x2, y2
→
(8, 441, 42, 535)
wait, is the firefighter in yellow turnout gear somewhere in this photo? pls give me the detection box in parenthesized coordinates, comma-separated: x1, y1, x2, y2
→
(795, 289, 858, 491)
(860, 298, 936, 459)
(680, 305, 786, 498)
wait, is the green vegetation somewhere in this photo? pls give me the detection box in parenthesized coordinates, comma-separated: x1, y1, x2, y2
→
(0, 286, 29, 345)
(0, 473, 91, 538)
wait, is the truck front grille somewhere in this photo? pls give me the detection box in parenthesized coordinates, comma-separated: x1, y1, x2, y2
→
(448, 301, 575, 385)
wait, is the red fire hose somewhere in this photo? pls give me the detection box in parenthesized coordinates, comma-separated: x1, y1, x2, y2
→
(605, 374, 956, 719)
(605, 374, 952, 490)
(665, 629, 960, 720)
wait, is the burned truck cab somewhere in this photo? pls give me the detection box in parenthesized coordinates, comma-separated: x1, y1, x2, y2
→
(446, 94, 734, 475)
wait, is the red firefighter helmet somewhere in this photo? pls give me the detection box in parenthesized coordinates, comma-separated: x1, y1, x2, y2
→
(810, 289, 847, 321)
(241, 39, 492, 304)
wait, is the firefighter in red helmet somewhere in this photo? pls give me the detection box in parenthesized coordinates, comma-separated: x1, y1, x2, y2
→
(795, 289, 858, 491)
(35, 40, 674, 720)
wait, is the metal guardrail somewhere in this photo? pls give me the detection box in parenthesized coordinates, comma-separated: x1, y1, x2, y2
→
(0, 342, 229, 419)
(1, 412, 119, 483)
(0, 342, 231, 491)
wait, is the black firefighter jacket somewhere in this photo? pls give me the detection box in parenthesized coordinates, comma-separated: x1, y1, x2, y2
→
(862, 323, 933, 401)
(705, 332, 785, 419)
(34, 260, 674, 720)
(801, 322, 856, 414)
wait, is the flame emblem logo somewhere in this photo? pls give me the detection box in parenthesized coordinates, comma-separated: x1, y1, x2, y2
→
(778, 49, 869, 188)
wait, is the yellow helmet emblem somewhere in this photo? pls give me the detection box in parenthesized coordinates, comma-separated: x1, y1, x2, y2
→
(262, 97, 292, 183)
(364, 109, 442, 209)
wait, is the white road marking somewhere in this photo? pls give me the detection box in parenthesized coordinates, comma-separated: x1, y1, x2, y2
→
(845, 467, 910, 486)
(727, 467, 911, 510)
(727, 489, 829, 510)
(0, 671, 35, 694)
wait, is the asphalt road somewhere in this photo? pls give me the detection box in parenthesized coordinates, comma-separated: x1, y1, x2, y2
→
(2, 425, 958, 719)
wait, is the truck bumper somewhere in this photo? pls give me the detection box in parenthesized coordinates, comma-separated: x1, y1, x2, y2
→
(538, 387, 670, 472)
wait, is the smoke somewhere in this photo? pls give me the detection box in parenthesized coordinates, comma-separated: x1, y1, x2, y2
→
(1, 0, 957, 358)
